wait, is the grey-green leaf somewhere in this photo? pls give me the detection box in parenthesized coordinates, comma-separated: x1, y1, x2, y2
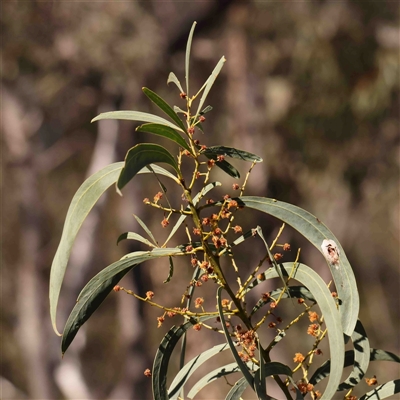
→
(142, 87, 187, 133)
(217, 286, 254, 388)
(117, 232, 156, 248)
(195, 56, 226, 118)
(225, 377, 248, 400)
(185, 21, 197, 95)
(91, 110, 184, 132)
(203, 146, 263, 163)
(61, 248, 182, 354)
(249, 262, 345, 399)
(359, 379, 400, 400)
(163, 256, 174, 283)
(136, 123, 191, 152)
(49, 162, 176, 335)
(167, 72, 184, 93)
(237, 196, 359, 338)
(152, 314, 215, 400)
(168, 343, 230, 399)
(117, 143, 179, 192)
(164, 181, 221, 246)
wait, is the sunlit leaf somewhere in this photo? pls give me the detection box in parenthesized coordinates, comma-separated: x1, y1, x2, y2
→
(116, 232, 156, 248)
(236, 196, 359, 338)
(49, 162, 177, 335)
(163, 181, 221, 246)
(168, 343, 230, 399)
(195, 56, 226, 118)
(167, 72, 184, 93)
(338, 320, 370, 391)
(185, 21, 197, 96)
(247, 262, 345, 399)
(359, 379, 400, 400)
(91, 110, 184, 133)
(225, 377, 248, 400)
(133, 214, 158, 246)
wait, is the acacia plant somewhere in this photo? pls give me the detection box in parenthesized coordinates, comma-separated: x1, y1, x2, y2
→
(50, 22, 399, 399)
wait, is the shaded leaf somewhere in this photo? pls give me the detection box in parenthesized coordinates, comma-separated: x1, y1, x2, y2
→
(200, 105, 213, 115)
(217, 286, 254, 388)
(91, 110, 184, 132)
(136, 123, 191, 152)
(117, 143, 179, 192)
(152, 314, 216, 400)
(142, 87, 187, 133)
(163, 256, 174, 283)
(203, 146, 263, 163)
(62, 248, 182, 354)
(50, 162, 176, 335)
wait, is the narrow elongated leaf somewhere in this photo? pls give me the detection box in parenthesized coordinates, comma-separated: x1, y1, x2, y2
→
(185, 22, 197, 95)
(164, 181, 221, 246)
(248, 263, 345, 399)
(195, 56, 226, 118)
(250, 286, 316, 315)
(255, 339, 267, 400)
(91, 110, 184, 132)
(225, 377, 249, 400)
(142, 88, 187, 133)
(50, 162, 177, 335)
(179, 266, 203, 381)
(207, 155, 240, 179)
(163, 256, 174, 283)
(359, 379, 400, 400)
(200, 105, 213, 115)
(256, 226, 289, 296)
(236, 196, 359, 338)
(217, 286, 255, 388)
(117, 232, 156, 248)
(62, 248, 182, 354)
(338, 320, 370, 391)
(310, 347, 400, 386)
(188, 362, 242, 399)
(167, 72, 184, 93)
(118, 143, 179, 192)
(152, 315, 216, 400)
(168, 343, 230, 399)
(136, 123, 191, 152)
(203, 146, 263, 163)
(133, 214, 158, 245)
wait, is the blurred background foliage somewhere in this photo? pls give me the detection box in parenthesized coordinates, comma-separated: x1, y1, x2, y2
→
(1, 1, 399, 399)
